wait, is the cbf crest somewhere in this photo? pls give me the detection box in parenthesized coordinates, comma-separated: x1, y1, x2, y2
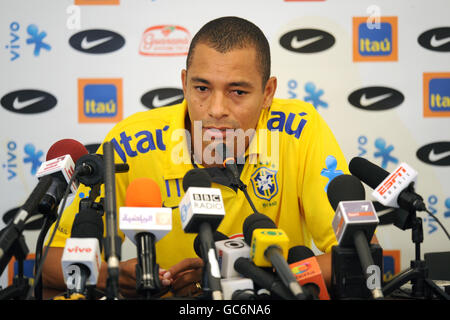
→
(250, 167, 278, 201)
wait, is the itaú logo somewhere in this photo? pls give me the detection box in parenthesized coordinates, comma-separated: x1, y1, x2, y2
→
(67, 246, 92, 253)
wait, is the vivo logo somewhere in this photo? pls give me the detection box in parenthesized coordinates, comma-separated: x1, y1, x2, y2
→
(67, 246, 92, 253)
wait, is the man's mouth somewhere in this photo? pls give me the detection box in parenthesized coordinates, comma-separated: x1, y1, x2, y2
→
(202, 126, 234, 140)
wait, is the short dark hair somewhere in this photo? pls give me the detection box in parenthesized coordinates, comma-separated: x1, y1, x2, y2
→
(186, 16, 271, 88)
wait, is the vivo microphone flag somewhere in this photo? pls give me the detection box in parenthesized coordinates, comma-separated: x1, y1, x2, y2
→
(61, 238, 101, 287)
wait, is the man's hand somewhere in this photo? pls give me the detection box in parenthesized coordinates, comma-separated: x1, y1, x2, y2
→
(161, 258, 204, 297)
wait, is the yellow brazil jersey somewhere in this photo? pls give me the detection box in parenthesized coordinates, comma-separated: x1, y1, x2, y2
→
(46, 98, 349, 270)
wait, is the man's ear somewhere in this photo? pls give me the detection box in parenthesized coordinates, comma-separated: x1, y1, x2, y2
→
(263, 76, 277, 109)
(181, 69, 187, 96)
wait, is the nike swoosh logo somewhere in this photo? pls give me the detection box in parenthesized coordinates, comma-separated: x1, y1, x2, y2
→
(428, 149, 450, 162)
(290, 35, 324, 49)
(359, 93, 393, 107)
(12, 96, 45, 110)
(430, 34, 450, 48)
(81, 36, 113, 50)
(152, 94, 183, 108)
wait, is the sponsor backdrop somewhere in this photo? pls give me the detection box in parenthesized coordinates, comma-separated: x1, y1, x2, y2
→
(0, 0, 449, 289)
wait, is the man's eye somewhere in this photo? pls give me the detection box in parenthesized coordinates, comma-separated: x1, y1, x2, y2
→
(195, 86, 208, 92)
(233, 90, 247, 96)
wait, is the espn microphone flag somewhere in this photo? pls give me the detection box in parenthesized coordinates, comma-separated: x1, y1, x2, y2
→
(372, 162, 418, 208)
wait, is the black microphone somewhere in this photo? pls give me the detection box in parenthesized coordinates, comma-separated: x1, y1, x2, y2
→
(215, 143, 261, 215)
(287, 246, 330, 300)
(193, 231, 228, 258)
(349, 157, 426, 212)
(234, 257, 295, 300)
(37, 139, 89, 217)
(180, 168, 225, 300)
(242, 214, 307, 300)
(102, 141, 121, 300)
(60, 206, 104, 299)
(328, 174, 383, 300)
(75, 153, 129, 188)
(0, 175, 52, 273)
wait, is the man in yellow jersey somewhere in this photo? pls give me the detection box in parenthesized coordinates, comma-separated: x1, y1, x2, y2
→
(42, 16, 377, 298)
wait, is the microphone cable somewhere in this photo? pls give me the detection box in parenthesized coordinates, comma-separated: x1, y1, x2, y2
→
(25, 166, 83, 300)
(424, 208, 450, 241)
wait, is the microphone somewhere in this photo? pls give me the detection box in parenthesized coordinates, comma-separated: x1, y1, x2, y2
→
(215, 143, 261, 215)
(220, 277, 256, 300)
(234, 257, 295, 300)
(0, 175, 52, 272)
(328, 174, 383, 300)
(349, 157, 426, 212)
(288, 246, 330, 300)
(36, 139, 88, 216)
(242, 213, 307, 300)
(215, 238, 251, 279)
(179, 168, 225, 300)
(75, 153, 129, 188)
(119, 177, 172, 297)
(102, 141, 121, 300)
(61, 238, 101, 298)
(215, 143, 241, 186)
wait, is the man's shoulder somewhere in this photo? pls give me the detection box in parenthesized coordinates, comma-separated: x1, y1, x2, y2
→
(269, 98, 317, 115)
(109, 102, 185, 134)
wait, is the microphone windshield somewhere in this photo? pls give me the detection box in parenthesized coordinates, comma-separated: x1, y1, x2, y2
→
(46, 138, 88, 162)
(242, 213, 277, 245)
(125, 178, 162, 207)
(193, 231, 228, 258)
(182, 168, 212, 191)
(349, 157, 389, 190)
(326, 174, 365, 211)
(287, 246, 315, 264)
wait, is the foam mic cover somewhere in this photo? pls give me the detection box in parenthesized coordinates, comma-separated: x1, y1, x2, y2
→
(348, 157, 389, 190)
(182, 168, 212, 191)
(46, 139, 88, 163)
(243, 213, 277, 246)
(194, 231, 229, 258)
(287, 246, 315, 264)
(125, 177, 162, 207)
(327, 174, 366, 211)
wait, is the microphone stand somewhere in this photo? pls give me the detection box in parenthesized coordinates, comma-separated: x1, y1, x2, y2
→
(382, 183, 450, 300)
(33, 208, 58, 300)
(103, 142, 122, 300)
(0, 235, 30, 300)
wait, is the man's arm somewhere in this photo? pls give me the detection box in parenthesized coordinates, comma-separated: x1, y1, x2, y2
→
(42, 246, 140, 299)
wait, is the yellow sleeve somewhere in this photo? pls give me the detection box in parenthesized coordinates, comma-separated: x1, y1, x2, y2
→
(298, 106, 349, 253)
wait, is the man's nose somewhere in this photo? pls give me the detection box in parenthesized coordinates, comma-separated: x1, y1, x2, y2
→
(207, 91, 229, 120)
